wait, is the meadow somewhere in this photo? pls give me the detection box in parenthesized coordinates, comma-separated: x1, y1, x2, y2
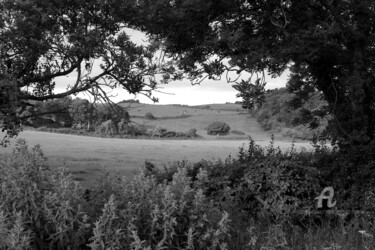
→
(121, 103, 271, 140)
(0, 103, 313, 187)
(0, 130, 310, 187)
(3, 104, 375, 249)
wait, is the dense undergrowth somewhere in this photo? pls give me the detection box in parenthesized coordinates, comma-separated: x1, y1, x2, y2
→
(1, 138, 375, 249)
(252, 88, 328, 140)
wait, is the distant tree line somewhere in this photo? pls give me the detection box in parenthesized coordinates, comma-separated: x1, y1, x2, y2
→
(26, 97, 131, 134)
(253, 88, 328, 140)
(118, 99, 140, 104)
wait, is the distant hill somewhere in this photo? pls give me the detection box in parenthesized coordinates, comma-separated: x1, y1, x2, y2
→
(252, 88, 328, 140)
(117, 102, 285, 141)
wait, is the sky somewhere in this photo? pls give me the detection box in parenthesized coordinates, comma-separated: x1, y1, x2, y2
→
(54, 29, 289, 105)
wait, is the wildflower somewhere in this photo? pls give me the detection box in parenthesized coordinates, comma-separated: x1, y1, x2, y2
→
(322, 243, 341, 250)
(358, 230, 374, 238)
(248, 236, 257, 247)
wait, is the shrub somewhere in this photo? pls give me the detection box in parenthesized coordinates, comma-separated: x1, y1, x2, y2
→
(186, 128, 197, 138)
(144, 112, 156, 120)
(176, 132, 187, 137)
(4, 138, 375, 249)
(231, 130, 245, 135)
(207, 121, 231, 135)
(163, 131, 176, 137)
(0, 139, 89, 249)
(86, 167, 230, 249)
(1, 141, 230, 249)
(96, 119, 117, 135)
(150, 127, 191, 138)
(152, 127, 167, 137)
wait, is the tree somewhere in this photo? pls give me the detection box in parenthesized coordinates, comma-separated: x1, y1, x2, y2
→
(0, 0, 173, 145)
(94, 103, 130, 125)
(31, 97, 73, 126)
(124, 0, 375, 146)
(232, 78, 267, 110)
(68, 98, 95, 130)
(207, 121, 230, 135)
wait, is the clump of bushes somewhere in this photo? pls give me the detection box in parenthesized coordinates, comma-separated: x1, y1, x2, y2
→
(253, 88, 328, 139)
(150, 127, 198, 138)
(0, 140, 229, 249)
(186, 128, 197, 138)
(207, 121, 231, 135)
(96, 119, 117, 135)
(0, 139, 89, 249)
(144, 112, 156, 120)
(3, 138, 375, 249)
(231, 129, 245, 135)
(144, 137, 322, 220)
(117, 120, 147, 136)
(141, 138, 375, 249)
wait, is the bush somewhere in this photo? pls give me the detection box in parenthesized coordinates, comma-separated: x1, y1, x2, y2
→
(152, 127, 167, 137)
(186, 128, 197, 138)
(145, 137, 322, 221)
(1, 141, 230, 249)
(231, 130, 245, 135)
(96, 119, 117, 135)
(175, 132, 187, 137)
(253, 88, 328, 139)
(149, 127, 196, 138)
(207, 121, 231, 135)
(2, 139, 375, 249)
(0, 139, 89, 249)
(87, 169, 230, 249)
(144, 112, 156, 120)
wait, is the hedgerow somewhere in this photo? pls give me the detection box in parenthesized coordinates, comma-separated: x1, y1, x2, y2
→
(0, 139, 229, 249)
(207, 121, 230, 135)
(2, 138, 375, 249)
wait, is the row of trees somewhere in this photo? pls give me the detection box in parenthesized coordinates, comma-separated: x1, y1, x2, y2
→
(1, 0, 375, 148)
(127, 0, 375, 147)
(253, 88, 328, 139)
(30, 97, 129, 131)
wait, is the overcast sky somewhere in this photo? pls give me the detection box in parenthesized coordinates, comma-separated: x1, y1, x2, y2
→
(54, 29, 288, 105)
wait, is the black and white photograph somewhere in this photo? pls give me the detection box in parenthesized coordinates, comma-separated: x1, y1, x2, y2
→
(1, 0, 375, 249)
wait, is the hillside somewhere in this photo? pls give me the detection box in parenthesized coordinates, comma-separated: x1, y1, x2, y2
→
(118, 102, 277, 140)
(251, 88, 328, 140)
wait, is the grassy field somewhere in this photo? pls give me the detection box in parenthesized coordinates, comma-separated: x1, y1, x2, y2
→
(1, 103, 314, 187)
(1, 130, 311, 187)
(122, 103, 278, 140)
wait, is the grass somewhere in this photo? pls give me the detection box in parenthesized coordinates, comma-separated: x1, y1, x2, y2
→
(1, 103, 312, 188)
(122, 103, 278, 140)
(0, 130, 311, 188)
(2, 131, 373, 249)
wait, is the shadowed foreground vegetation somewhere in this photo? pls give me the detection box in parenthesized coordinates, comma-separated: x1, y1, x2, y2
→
(1, 138, 375, 249)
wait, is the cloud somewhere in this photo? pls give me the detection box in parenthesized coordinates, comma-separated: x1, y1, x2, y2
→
(51, 28, 289, 105)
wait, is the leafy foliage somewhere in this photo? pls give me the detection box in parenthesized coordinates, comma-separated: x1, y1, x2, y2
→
(148, 127, 198, 139)
(69, 98, 95, 130)
(232, 78, 267, 110)
(0, 139, 89, 249)
(128, 0, 375, 146)
(0, 0, 175, 144)
(96, 120, 117, 136)
(1, 139, 375, 248)
(207, 121, 231, 135)
(0, 141, 230, 249)
(254, 88, 328, 140)
(144, 112, 156, 120)
(94, 103, 130, 125)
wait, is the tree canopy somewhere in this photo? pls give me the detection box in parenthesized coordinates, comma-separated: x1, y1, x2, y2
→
(0, 0, 175, 145)
(124, 0, 375, 146)
(2, 0, 375, 147)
